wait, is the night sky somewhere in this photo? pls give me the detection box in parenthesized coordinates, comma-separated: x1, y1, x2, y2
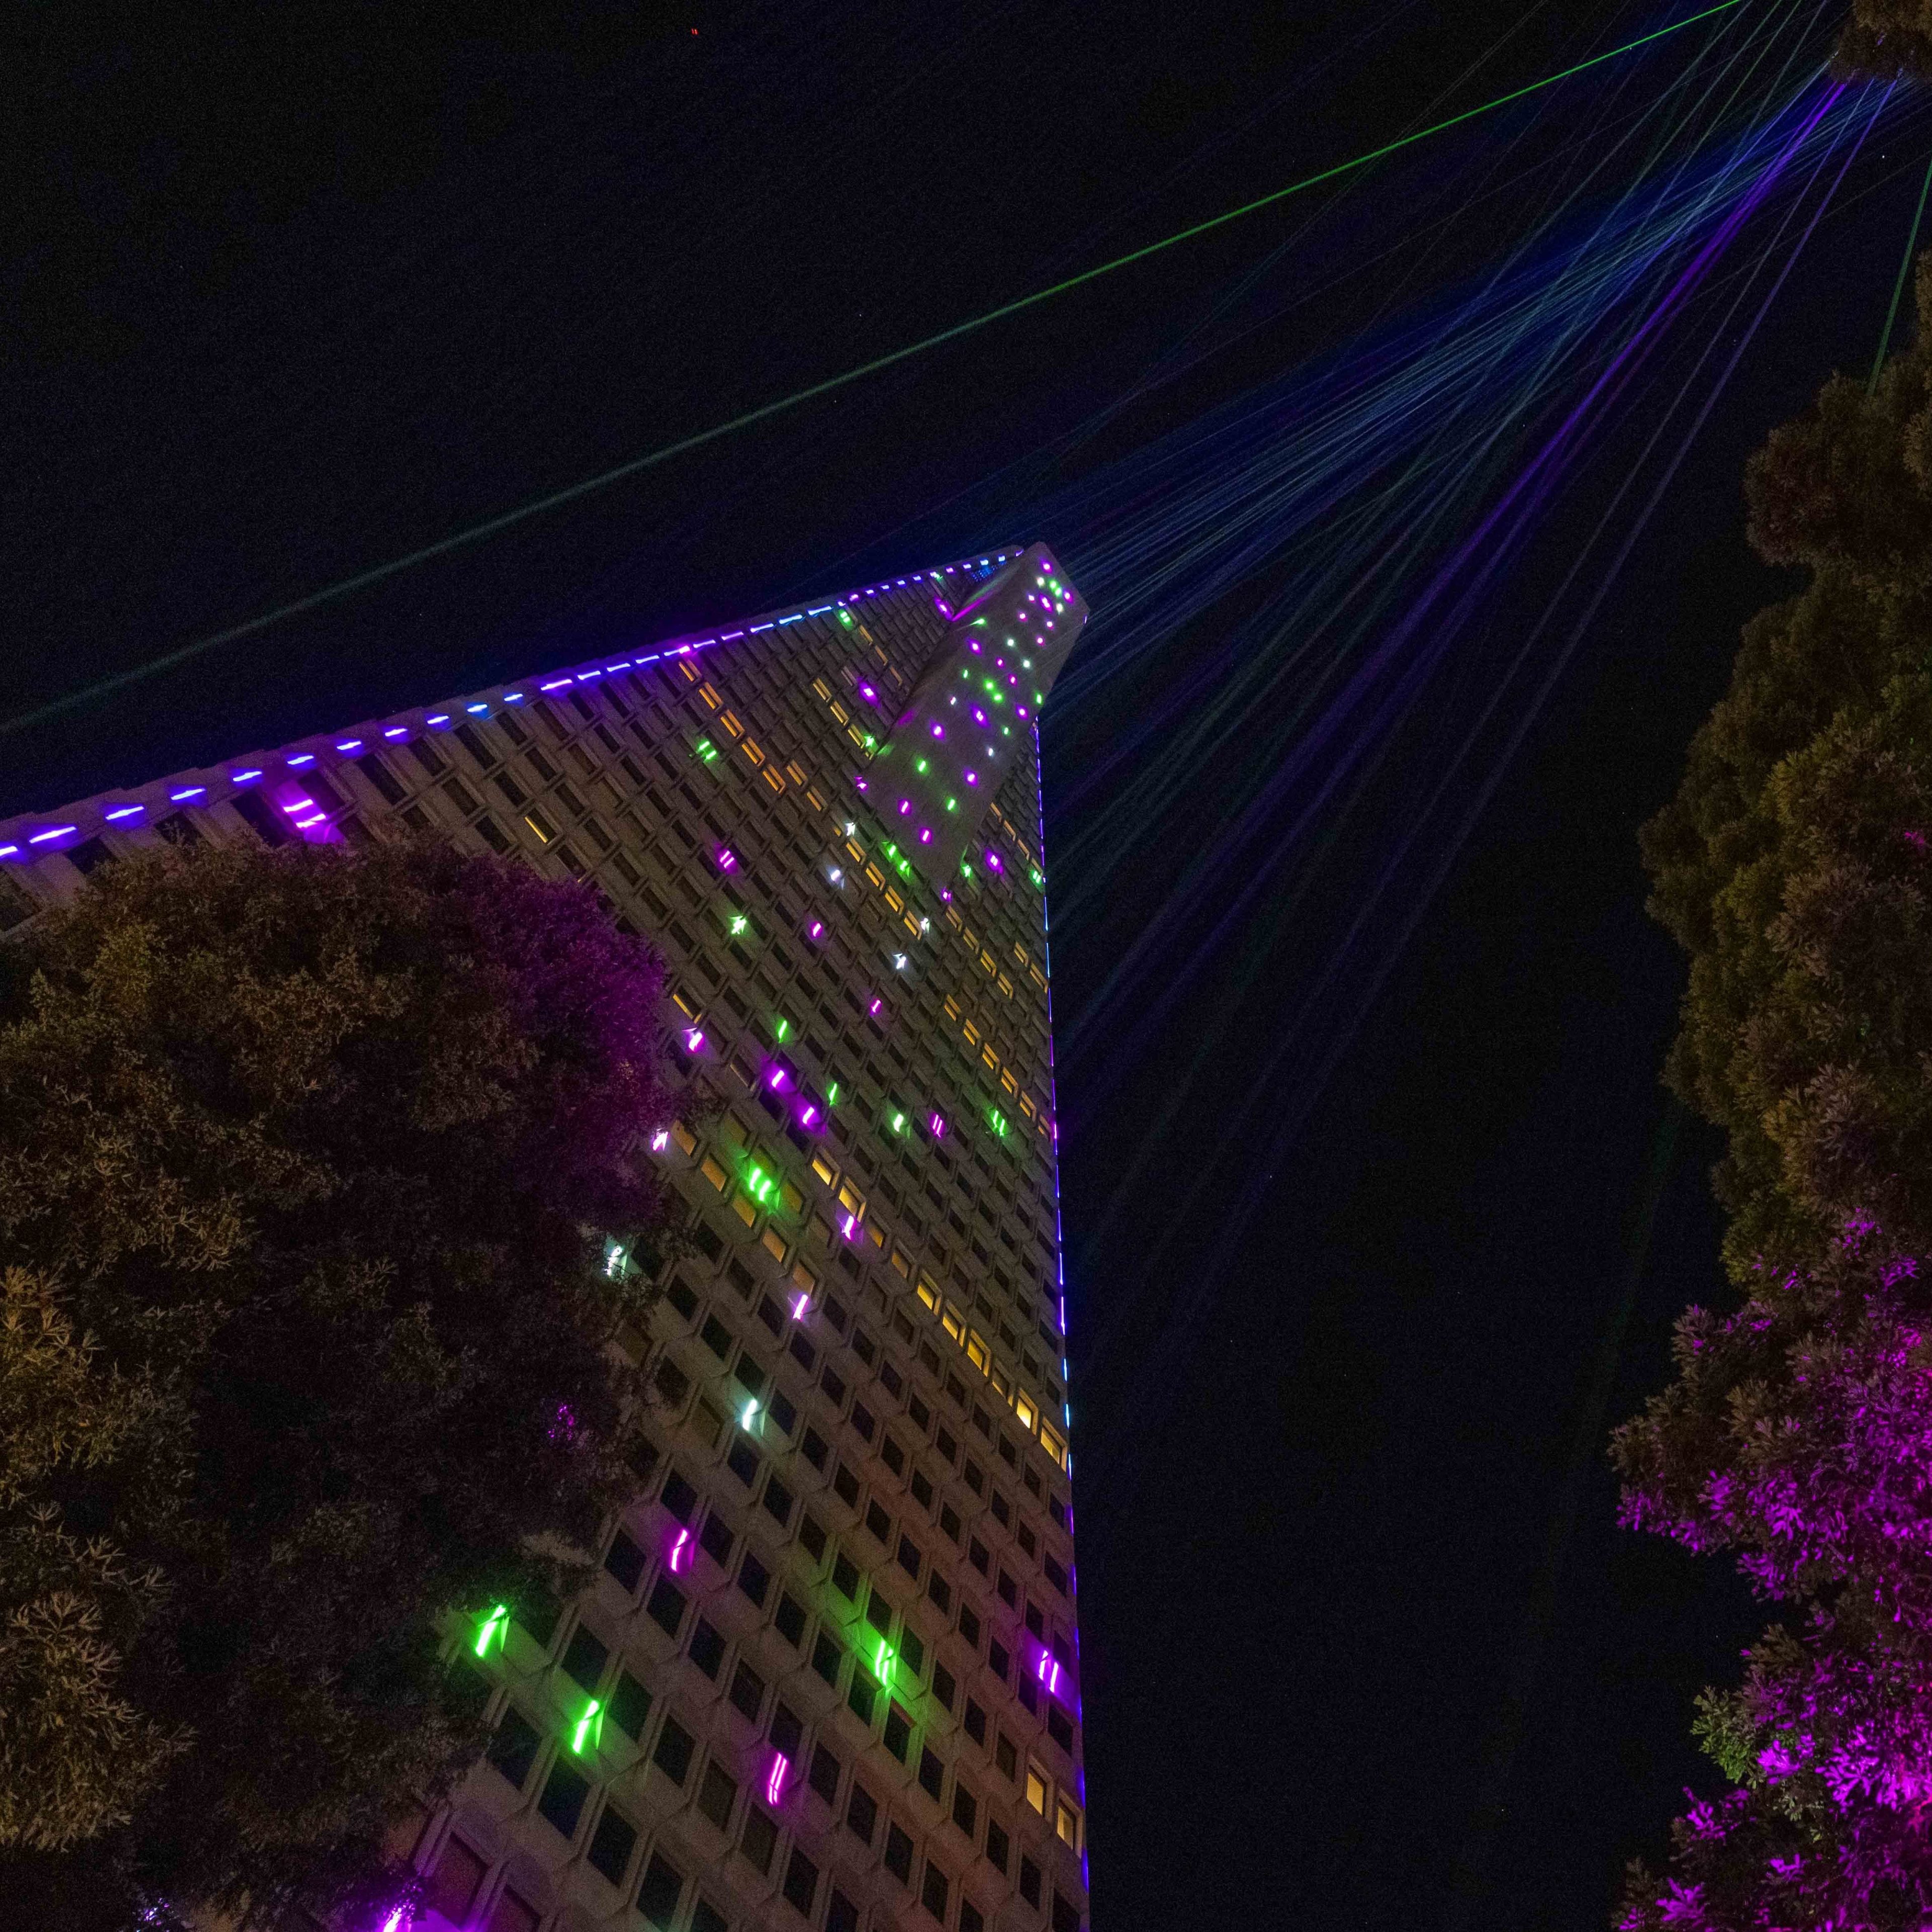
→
(8, 7, 1927, 1928)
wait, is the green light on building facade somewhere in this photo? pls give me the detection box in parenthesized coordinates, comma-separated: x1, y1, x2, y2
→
(474, 1603, 510, 1657)
(571, 1698, 604, 1755)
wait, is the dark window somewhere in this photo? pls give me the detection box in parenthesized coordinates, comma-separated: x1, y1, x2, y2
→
(986, 1816, 1009, 1872)
(729, 1660, 766, 1722)
(737, 1549, 771, 1608)
(959, 1602, 981, 1646)
(608, 1670, 652, 1740)
(801, 1425, 829, 1471)
(941, 1504, 962, 1544)
(833, 1554, 860, 1601)
(1049, 1702, 1075, 1752)
(355, 753, 407, 804)
(852, 1328, 877, 1366)
(727, 1438, 760, 1487)
(922, 1861, 950, 1920)
(882, 1435, 906, 1476)
(822, 1365, 847, 1403)
(514, 1590, 560, 1649)
(537, 1759, 590, 1839)
(560, 1626, 608, 1692)
(733, 1352, 767, 1401)
(636, 1851, 685, 1928)
(645, 1575, 686, 1638)
(828, 1890, 860, 1932)
(996, 1734, 1018, 1781)
(775, 1592, 808, 1648)
(1024, 1603, 1044, 1640)
(701, 1314, 733, 1358)
(652, 1715, 695, 1785)
(883, 1703, 912, 1761)
(739, 1805, 778, 1875)
(847, 1671, 876, 1725)
(654, 1355, 691, 1403)
(825, 1297, 850, 1333)
(962, 1903, 986, 1932)
(586, 1805, 636, 1884)
(991, 1492, 1011, 1528)
(1020, 1855, 1042, 1907)
(698, 1758, 738, 1830)
(812, 1630, 842, 1685)
(901, 1628, 925, 1675)
(927, 1570, 952, 1615)
(845, 1781, 879, 1846)
(423, 1837, 487, 1922)
(407, 738, 446, 777)
(769, 1388, 797, 1434)
(834, 1463, 861, 1507)
(799, 1514, 827, 1562)
(910, 1469, 933, 1508)
(603, 1530, 645, 1593)
(952, 1781, 978, 1836)
(789, 1332, 817, 1372)
(998, 1572, 1018, 1608)
(912, 1395, 934, 1431)
(989, 1639, 1010, 1682)
(698, 1511, 735, 1567)
(851, 1402, 876, 1441)
(865, 1500, 892, 1544)
(757, 1295, 784, 1337)
(690, 1904, 729, 1932)
(661, 1469, 699, 1522)
(1053, 1892, 1084, 1932)
(782, 1845, 820, 1916)
(1044, 1555, 1069, 1596)
(897, 1535, 922, 1579)
(666, 1276, 699, 1320)
(486, 1707, 540, 1790)
(918, 1745, 945, 1801)
(932, 1662, 956, 1710)
(770, 1700, 803, 1758)
(884, 1822, 915, 1885)
(970, 1539, 990, 1576)
(963, 1458, 984, 1494)
(688, 1618, 726, 1678)
(864, 1586, 894, 1637)
(810, 1741, 843, 1804)
(964, 1699, 987, 1746)
(762, 1473, 795, 1527)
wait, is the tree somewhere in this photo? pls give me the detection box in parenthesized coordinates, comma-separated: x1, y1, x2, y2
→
(0, 836, 676, 1928)
(1834, 2, 1932, 85)
(1621, 255, 1932, 1926)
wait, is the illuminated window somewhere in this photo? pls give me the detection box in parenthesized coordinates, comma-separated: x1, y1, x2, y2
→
(699, 1155, 729, 1193)
(732, 1192, 758, 1227)
(1056, 1796, 1083, 1853)
(1025, 1761, 1050, 1817)
(760, 1228, 787, 1266)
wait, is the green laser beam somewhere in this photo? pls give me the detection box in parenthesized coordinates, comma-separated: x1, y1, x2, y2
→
(1, 0, 1747, 741)
(1869, 145, 1932, 394)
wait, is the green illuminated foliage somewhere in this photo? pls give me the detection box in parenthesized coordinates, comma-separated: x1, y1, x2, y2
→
(0, 838, 678, 1929)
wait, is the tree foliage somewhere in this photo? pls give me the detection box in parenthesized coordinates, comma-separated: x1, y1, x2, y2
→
(1834, 1, 1932, 85)
(0, 837, 675, 1928)
(1621, 257, 1932, 1927)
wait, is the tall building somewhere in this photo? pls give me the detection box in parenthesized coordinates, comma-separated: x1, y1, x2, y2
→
(0, 544, 1091, 1932)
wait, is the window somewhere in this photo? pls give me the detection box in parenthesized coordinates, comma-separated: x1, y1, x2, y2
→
(827, 1890, 860, 1932)
(537, 1759, 590, 1839)
(604, 1530, 645, 1592)
(608, 1669, 652, 1740)
(1020, 1855, 1042, 1908)
(661, 1469, 699, 1522)
(645, 1574, 686, 1638)
(961, 1903, 986, 1932)
(729, 1659, 766, 1722)
(762, 1473, 795, 1527)
(801, 1425, 829, 1470)
(884, 1822, 915, 1886)
(771, 1700, 804, 1757)
(738, 1549, 771, 1607)
(834, 1464, 861, 1507)
(996, 1733, 1018, 1781)
(942, 1504, 963, 1544)
(812, 1630, 842, 1685)
(851, 1402, 876, 1441)
(776, 1593, 808, 1647)
(932, 1662, 956, 1710)
(799, 1513, 828, 1562)
(883, 1703, 912, 1761)
(897, 1534, 923, 1580)
(846, 1781, 879, 1845)
(810, 1741, 843, 1804)
(423, 1837, 487, 1922)
(964, 1698, 987, 1746)
(486, 1708, 540, 1791)
(560, 1625, 608, 1691)
(1024, 1603, 1044, 1640)
(847, 1671, 876, 1725)
(865, 1500, 892, 1543)
(782, 1845, 820, 1916)
(489, 1886, 541, 1932)
(651, 1715, 695, 1786)
(988, 1638, 1009, 1682)
(985, 1816, 1009, 1872)
(918, 1745, 944, 1800)
(927, 1570, 952, 1615)
(740, 1805, 779, 1875)
(1026, 1760, 1050, 1816)
(636, 1851, 685, 1929)
(1052, 1893, 1084, 1932)
(1049, 1702, 1075, 1752)
(699, 1511, 735, 1567)
(922, 1861, 951, 1921)
(969, 1539, 990, 1576)
(833, 1553, 861, 1600)
(726, 1438, 760, 1487)
(690, 1903, 730, 1932)
(910, 1469, 933, 1508)
(1057, 1794, 1084, 1851)
(586, 1805, 637, 1885)
(1044, 1555, 1069, 1596)
(698, 1757, 739, 1830)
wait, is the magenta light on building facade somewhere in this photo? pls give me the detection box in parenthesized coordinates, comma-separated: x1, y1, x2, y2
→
(669, 1529, 692, 1574)
(766, 1751, 790, 1806)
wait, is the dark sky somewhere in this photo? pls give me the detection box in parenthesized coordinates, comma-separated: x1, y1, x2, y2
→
(6, 7, 1924, 1929)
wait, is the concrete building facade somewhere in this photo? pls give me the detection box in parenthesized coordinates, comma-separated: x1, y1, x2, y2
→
(0, 544, 1090, 1932)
